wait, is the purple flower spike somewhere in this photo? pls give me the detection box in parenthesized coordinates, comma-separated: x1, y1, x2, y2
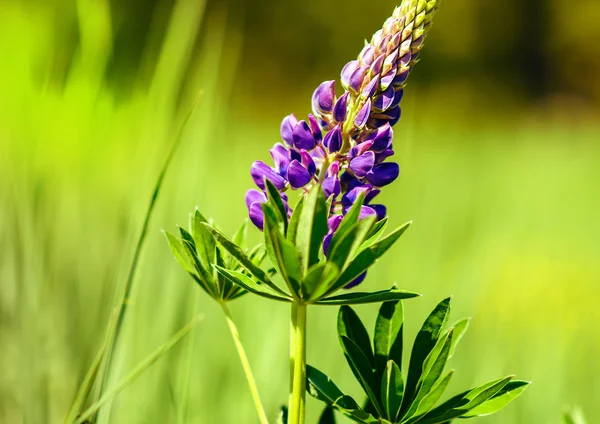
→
(345, 271, 367, 288)
(308, 114, 323, 143)
(332, 92, 349, 122)
(341, 60, 359, 89)
(366, 162, 400, 187)
(251, 161, 287, 190)
(292, 120, 316, 150)
(354, 99, 372, 128)
(300, 150, 316, 176)
(312, 80, 336, 116)
(245, 189, 267, 230)
(365, 124, 393, 152)
(280, 114, 298, 146)
(359, 44, 376, 66)
(287, 160, 312, 189)
(323, 124, 342, 153)
(350, 151, 375, 178)
(270, 143, 291, 176)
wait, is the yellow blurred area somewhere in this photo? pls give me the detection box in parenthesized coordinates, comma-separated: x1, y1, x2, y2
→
(1, 0, 599, 423)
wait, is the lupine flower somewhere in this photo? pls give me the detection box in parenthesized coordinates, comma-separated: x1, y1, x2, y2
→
(245, 0, 440, 287)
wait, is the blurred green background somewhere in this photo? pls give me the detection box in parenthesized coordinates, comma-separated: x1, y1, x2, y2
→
(1, 0, 599, 423)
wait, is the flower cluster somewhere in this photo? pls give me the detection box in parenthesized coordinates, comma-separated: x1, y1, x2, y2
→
(245, 1, 439, 285)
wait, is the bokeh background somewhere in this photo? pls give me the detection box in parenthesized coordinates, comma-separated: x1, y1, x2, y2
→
(1, 0, 599, 423)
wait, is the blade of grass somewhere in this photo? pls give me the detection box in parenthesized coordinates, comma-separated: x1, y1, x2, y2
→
(73, 313, 204, 424)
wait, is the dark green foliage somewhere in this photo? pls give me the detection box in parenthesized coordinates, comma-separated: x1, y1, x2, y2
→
(205, 184, 417, 305)
(306, 298, 530, 423)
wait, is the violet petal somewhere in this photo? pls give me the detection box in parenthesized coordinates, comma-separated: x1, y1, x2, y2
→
(311, 80, 336, 115)
(332, 92, 349, 122)
(354, 99, 372, 128)
(345, 271, 367, 288)
(248, 202, 265, 230)
(251, 161, 287, 190)
(292, 120, 316, 150)
(270, 143, 291, 176)
(341, 60, 359, 89)
(365, 162, 400, 187)
(323, 175, 341, 199)
(280, 114, 298, 146)
(300, 150, 316, 176)
(245, 189, 266, 210)
(287, 160, 312, 189)
(323, 124, 342, 153)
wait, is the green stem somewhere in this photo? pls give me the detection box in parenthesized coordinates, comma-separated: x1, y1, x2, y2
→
(221, 303, 269, 424)
(289, 303, 307, 424)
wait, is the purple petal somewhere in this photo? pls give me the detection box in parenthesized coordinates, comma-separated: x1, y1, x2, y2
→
(350, 151, 375, 178)
(359, 45, 376, 66)
(371, 204, 387, 220)
(370, 54, 385, 76)
(308, 114, 323, 143)
(391, 89, 404, 108)
(323, 175, 341, 199)
(311, 80, 336, 115)
(323, 233, 333, 256)
(362, 77, 379, 100)
(341, 60, 359, 89)
(384, 49, 399, 72)
(398, 50, 412, 68)
(342, 185, 373, 207)
(328, 214, 343, 232)
(345, 271, 367, 288)
(292, 120, 316, 150)
(365, 124, 393, 152)
(245, 189, 266, 210)
(323, 124, 342, 153)
(377, 34, 391, 52)
(280, 114, 298, 146)
(350, 141, 374, 159)
(359, 205, 377, 220)
(340, 172, 362, 191)
(365, 188, 381, 203)
(372, 86, 395, 112)
(393, 69, 410, 86)
(354, 99, 372, 128)
(332, 92, 349, 122)
(287, 160, 312, 189)
(248, 202, 265, 230)
(349, 66, 369, 93)
(369, 106, 401, 128)
(251, 161, 287, 190)
(327, 161, 340, 177)
(270, 143, 291, 176)
(389, 32, 402, 52)
(380, 68, 397, 91)
(365, 162, 400, 187)
(375, 148, 395, 163)
(300, 150, 316, 176)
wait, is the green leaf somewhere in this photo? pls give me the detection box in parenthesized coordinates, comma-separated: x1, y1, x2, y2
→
(296, 185, 328, 270)
(381, 360, 404, 421)
(338, 306, 374, 366)
(265, 179, 288, 234)
(360, 217, 389, 251)
(179, 227, 217, 297)
(402, 297, 451, 414)
(316, 287, 420, 306)
(402, 330, 454, 421)
(318, 406, 336, 424)
(164, 230, 195, 275)
(419, 375, 514, 423)
(448, 318, 470, 359)
(374, 301, 404, 381)
(326, 222, 411, 295)
(232, 219, 248, 251)
(329, 215, 376, 271)
(263, 204, 302, 297)
(306, 365, 345, 404)
(330, 193, 364, 250)
(205, 224, 289, 296)
(214, 266, 292, 303)
(563, 406, 587, 424)
(303, 261, 340, 301)
(191, 209, 216, 269)
(403, 371, 454, 423)
(277, 406, 288, 424)
(339, 336, 384, 417)
(460, 380, 530, 418)
(332, 396, 380, 423)
(287, 196, 304, 243)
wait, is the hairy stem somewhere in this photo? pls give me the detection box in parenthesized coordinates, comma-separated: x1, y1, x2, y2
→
(289, 303, 307, 424)
(222, 303, 269, 424)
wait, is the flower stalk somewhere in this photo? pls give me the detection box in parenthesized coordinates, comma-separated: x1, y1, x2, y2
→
(289, 303, 307, 424)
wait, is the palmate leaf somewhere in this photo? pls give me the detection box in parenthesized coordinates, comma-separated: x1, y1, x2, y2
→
(381, 360, 404, 421)
(329, 213, 376, 271)
(318, 406, 336, 424)
(459, 380, 530, 418)
(302, 262, 340, 301)
(190, 209, 216, 269)
(264, 179, 288, 234)
(402, 371, 454, 423)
